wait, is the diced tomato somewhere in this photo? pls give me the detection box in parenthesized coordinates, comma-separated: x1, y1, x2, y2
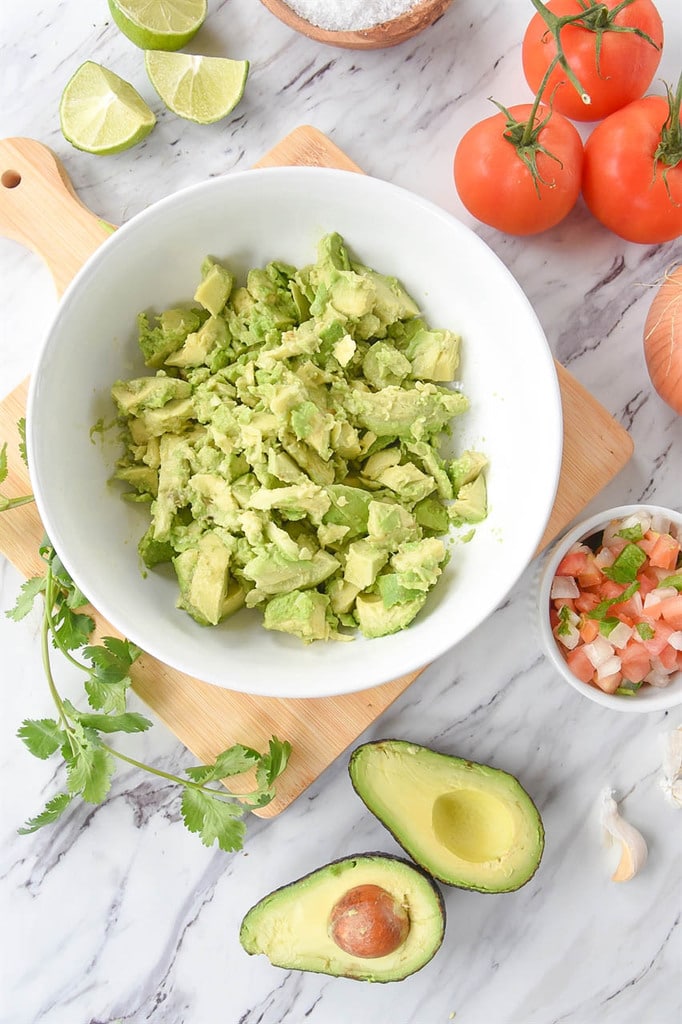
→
(620, 642, 652, 683)
(579, 618, 600, 644)
(599, 579, 626, 601)
(577, 554, 603, 589)
(594, 670, 621, 694)
(659, 595, 682, 631)
(565, 646, 595, 683)
(637, 532, 658, 557)
(649, 533, 680, 571)
(551, 515, 680, 699)
(556, 550, 590, 577)
(657, 644, 679, 671)
(575, 591, 601, 614)
(636, 569, 659, 597)
(643, 621, 675, 657)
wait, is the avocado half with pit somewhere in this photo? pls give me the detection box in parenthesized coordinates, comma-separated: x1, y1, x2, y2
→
(349, 740, 544, 893)
(239, 853, 445, 982)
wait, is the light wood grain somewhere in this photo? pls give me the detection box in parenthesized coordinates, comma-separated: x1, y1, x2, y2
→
(0, 125, 633, 817)
(258, 0, 454, 49)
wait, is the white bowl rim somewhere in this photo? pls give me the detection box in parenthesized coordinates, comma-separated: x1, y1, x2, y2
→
(538, 503, 682, 713)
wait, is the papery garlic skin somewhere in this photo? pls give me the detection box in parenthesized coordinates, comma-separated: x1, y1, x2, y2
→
(660, 726, 682, 809)
(600, 789, 648, 883)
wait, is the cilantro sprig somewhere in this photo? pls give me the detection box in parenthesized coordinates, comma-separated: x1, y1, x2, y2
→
(0, 420, 34, 511)
(2, 421, 291, 850)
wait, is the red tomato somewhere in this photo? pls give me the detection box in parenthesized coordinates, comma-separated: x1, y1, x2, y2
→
(453, 104, 583, 235)
(522, 0, 663, 122)
(582, 95, 682, 244)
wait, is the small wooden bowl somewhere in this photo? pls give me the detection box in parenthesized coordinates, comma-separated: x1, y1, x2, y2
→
(258, 0, 455, 50)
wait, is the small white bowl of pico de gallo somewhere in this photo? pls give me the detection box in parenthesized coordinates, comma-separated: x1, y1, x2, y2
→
(538, 504, 682, 712)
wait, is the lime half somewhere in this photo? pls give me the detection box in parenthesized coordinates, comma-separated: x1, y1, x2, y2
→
(108, 0, 207, 50)
(59, 61, 156, 155)
(145, 51, 249, 124)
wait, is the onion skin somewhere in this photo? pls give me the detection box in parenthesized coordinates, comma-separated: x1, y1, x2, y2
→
(644, 265, 682, 415)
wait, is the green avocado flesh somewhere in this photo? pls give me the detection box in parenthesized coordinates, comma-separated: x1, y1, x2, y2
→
(349, 741, 544, 893)
(110, 232, 488, 643)
(239, 853, 445, 982)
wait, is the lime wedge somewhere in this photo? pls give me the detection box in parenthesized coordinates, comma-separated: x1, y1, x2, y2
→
(108, 0, 207, 50)
(145, 51, 249, 124)
(59, 61, 156, 155)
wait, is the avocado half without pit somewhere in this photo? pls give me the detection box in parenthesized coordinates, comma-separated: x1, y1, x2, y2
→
(349, 740, 544, 893)
(239, 853, 445, 982)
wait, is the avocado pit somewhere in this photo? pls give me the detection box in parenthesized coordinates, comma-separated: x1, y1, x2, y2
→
(329, 883, 410, 958)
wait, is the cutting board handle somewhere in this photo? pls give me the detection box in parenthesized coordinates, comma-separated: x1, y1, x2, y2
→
(0, 137, 114, 298)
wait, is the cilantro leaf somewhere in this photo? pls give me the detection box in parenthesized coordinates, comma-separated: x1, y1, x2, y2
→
(636, 622, 655, 641)
(256, 737, 292, 790)
(185, 744, 260, 785)
(18, 418, 28, 467)
(180, 789, 246, 852)
(589, 581, 640, 621)
(556, 604, 573, 636)
(617, 524, 644, 542)
(51, 605, 95, 651)
(658, 572, 682, 592)
(70, 709, 153, 734)
(0, 442, 7, 485)
(602, 543, 647, 584)
(84, 675, 132, 714)
(65, 740, 115, 804)
(17, 718, 67, 759)
(18, 793, 72, 835)
(5, 576, 46, 622)
(83, 637, 141, 684)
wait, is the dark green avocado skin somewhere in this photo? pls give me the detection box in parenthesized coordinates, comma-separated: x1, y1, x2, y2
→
(348, 739, 545, 893)
(239, 852, 446, 983)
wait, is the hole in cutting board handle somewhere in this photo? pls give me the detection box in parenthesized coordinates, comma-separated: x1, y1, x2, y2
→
(2, 169, 22, 189)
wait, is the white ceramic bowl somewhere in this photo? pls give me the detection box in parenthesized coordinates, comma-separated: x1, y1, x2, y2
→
(28, 167, 562, 697)
(538, 504, 682, 712)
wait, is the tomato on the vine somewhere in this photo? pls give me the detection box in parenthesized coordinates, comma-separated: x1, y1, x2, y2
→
(522, 0, 663, 122)
(453, 104, 583, 236)
(582, 88, 682, 245)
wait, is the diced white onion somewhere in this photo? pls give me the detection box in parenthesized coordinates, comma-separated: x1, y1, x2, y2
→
(645, 666, 674, 688)
(609, 621, 634, 650)
(556, 624, 581, 651)
(668, 631, 682, 652)
(644, 587, 677, 608)
(551, 576, 580, 599)
(595, 547, 616, 569)
(650, 513, 672, 536)
(583, 635, 615, 669)
(597, 655, 622, 679)
(623, 512, 652, 535)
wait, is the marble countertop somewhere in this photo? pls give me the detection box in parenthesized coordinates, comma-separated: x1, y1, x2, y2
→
(1, 1, 681, 1021)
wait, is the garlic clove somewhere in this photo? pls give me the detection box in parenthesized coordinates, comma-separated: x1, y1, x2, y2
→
(660, 726, 682, 809)
(600, 789, 648, 882)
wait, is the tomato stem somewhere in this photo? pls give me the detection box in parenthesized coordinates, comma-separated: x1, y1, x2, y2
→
(653, 73, 682, 202)
(527, 0, 661, 113)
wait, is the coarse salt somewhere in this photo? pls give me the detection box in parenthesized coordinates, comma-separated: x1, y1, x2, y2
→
(283, 0, 422, 31)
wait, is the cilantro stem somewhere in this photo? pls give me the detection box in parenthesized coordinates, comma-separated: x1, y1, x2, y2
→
(40, 570, 77, 750)
(98, 742, 247, 802)
(42, 576, 89, 672)
(0, 494, 35, 511)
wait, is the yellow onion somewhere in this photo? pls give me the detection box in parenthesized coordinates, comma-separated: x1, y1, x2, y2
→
(644, 265, 682, 415)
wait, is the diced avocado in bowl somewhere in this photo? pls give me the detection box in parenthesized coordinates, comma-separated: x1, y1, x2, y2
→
(109, 233, 488, 644)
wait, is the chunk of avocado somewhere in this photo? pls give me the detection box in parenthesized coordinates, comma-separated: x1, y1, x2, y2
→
(239, 853, 445, 982)
(194, 258, 234, 317)
(349, 740, 544, 893)
(263, 588, 332, 642)
(355, 591, 427, 638)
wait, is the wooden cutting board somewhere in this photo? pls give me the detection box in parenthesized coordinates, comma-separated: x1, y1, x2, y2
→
(0, 126, 633, 816)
